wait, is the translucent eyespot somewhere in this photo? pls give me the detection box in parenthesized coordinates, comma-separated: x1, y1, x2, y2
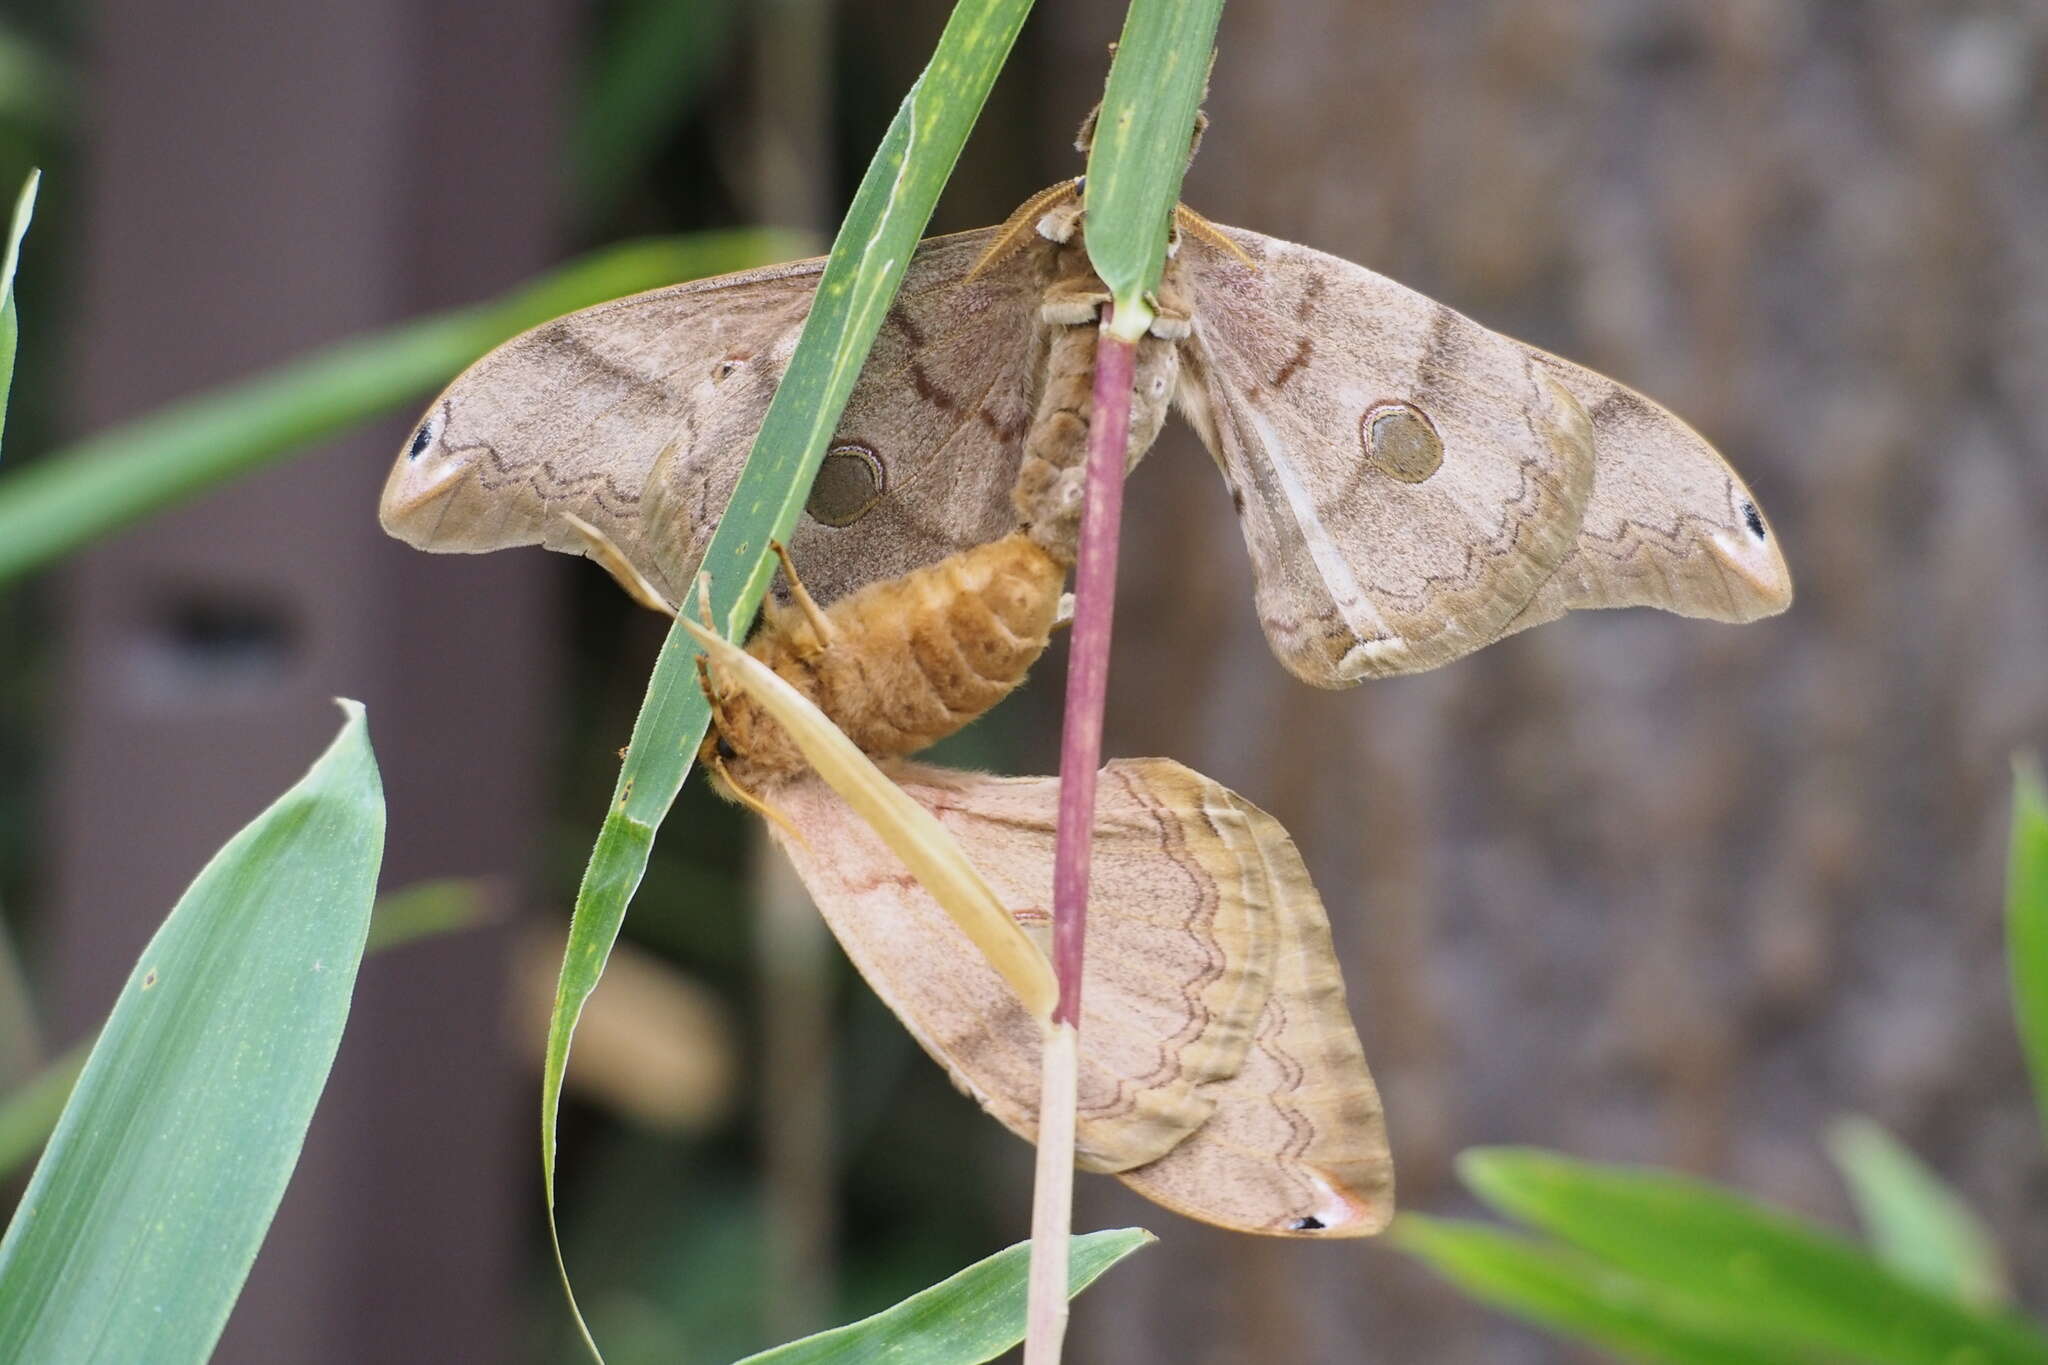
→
(1361, 401, 1443, 484)
(805, 442, 885, 527)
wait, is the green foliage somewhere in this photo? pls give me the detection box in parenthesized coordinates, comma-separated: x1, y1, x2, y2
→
(1400, 763, 2048, 1364)
(0, 229, 803, 586)
(0, 876, 495, 1181)
(1454, 1148, 2048, 1364)
(0, 169, 34, 455)
(0, 705, 385, 1364)
(1826, 1116, 2008, 1309)
(736, 1230, 1153, 1365)
(1082, 0, 1220, 339)
(576, 0, 738, 218)
(2009, 757, 2048, 1141)
(539, 2, 1036, 1356)
(1390, 1218, 1790, 1365)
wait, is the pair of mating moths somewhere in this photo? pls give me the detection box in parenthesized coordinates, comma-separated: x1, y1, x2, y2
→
(381, 179, 1791, 1238)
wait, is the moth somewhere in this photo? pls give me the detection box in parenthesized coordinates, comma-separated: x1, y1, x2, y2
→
(382, 179, 1792, 687)
(674, 532, 1392, 1238)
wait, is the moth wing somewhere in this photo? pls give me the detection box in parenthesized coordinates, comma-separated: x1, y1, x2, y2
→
(1112, 771, 1392, 1237)
(774, 759, 1391, 1237)
(1496, 350, 1792, 637)
(379, 228, 1044, 608)
(1175, 226, 1595, 685)
(772, 760, 1275, 1174)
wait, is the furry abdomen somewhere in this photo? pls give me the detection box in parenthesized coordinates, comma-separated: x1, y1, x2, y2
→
(706, 531, 1063, 789)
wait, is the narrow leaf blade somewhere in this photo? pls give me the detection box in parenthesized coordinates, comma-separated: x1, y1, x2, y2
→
(1460, 1148, 2048, 1365)
(736, 1229, 1152, 1365)
(0, 168, 39, 456)
(1083, 0, 1221, 336)
(539, 3, 1035, 1356)
(0, 703, 385, 1363)
(1825, 1116, 2008, 1308)
(1391, 1216, 1797, 1365)
(2009, 756, 2048, 1144)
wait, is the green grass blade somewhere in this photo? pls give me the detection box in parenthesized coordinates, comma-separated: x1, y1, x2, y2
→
(362, 876, 494, 955)
(2010, 756, 2048, 1143)
(0, 703, 384, 1364)
(540, 3, 1033, 1357)
(736, 1229, 1152, 1364)
(0, 877, 492, 1182)
(1460, 1148, 2048, 1365)
(1082, 0, 1221, 340)
(575, 0, 738, 218)
(0, 169, 38, 456)
(1391, 1216, 1797, 1365)
(0, 230, 802, 585)
(1826, 1116, 2009, 1309)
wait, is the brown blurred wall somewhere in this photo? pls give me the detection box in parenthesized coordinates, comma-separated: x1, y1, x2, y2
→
(1006, 3, 2048, 1362)
(49, 0, 568, 1357)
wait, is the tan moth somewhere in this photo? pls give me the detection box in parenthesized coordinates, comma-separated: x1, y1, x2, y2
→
(382, 179, 1791, 685)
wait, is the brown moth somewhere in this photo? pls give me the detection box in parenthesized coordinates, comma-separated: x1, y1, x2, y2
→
(674, 534, 1390, 1237)
(773, 759, 1391, 1237)
(381, 179, 1790, 686)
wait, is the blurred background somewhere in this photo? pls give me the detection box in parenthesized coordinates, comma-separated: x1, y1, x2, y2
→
(2, 0, 2045, 1361)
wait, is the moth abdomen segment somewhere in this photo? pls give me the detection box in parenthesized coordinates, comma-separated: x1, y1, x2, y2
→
(703, 531, 1062, 794)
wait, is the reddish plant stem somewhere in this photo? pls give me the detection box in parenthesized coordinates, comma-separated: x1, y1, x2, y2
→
(1051, 311, 1136, 1026)
(1027, 305, 1137, 1365)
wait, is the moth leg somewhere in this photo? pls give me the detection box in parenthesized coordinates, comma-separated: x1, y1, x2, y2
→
(770, 539, 836, 654)
(694, 654, 739, 740)
(712, 754, 810, 851)
(689, 577, 743, 737)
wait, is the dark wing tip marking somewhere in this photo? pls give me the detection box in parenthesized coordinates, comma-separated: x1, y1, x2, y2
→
(1741, 500, 1766, 539)
(407, 421, 434, 460)
(1289, 1215, 1326, 1231)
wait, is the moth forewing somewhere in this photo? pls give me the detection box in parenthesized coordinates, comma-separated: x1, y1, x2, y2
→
(382, 227, 1051, 613)
(775, 761, 1391, 1236)
(1173, 227, 1597, 686)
